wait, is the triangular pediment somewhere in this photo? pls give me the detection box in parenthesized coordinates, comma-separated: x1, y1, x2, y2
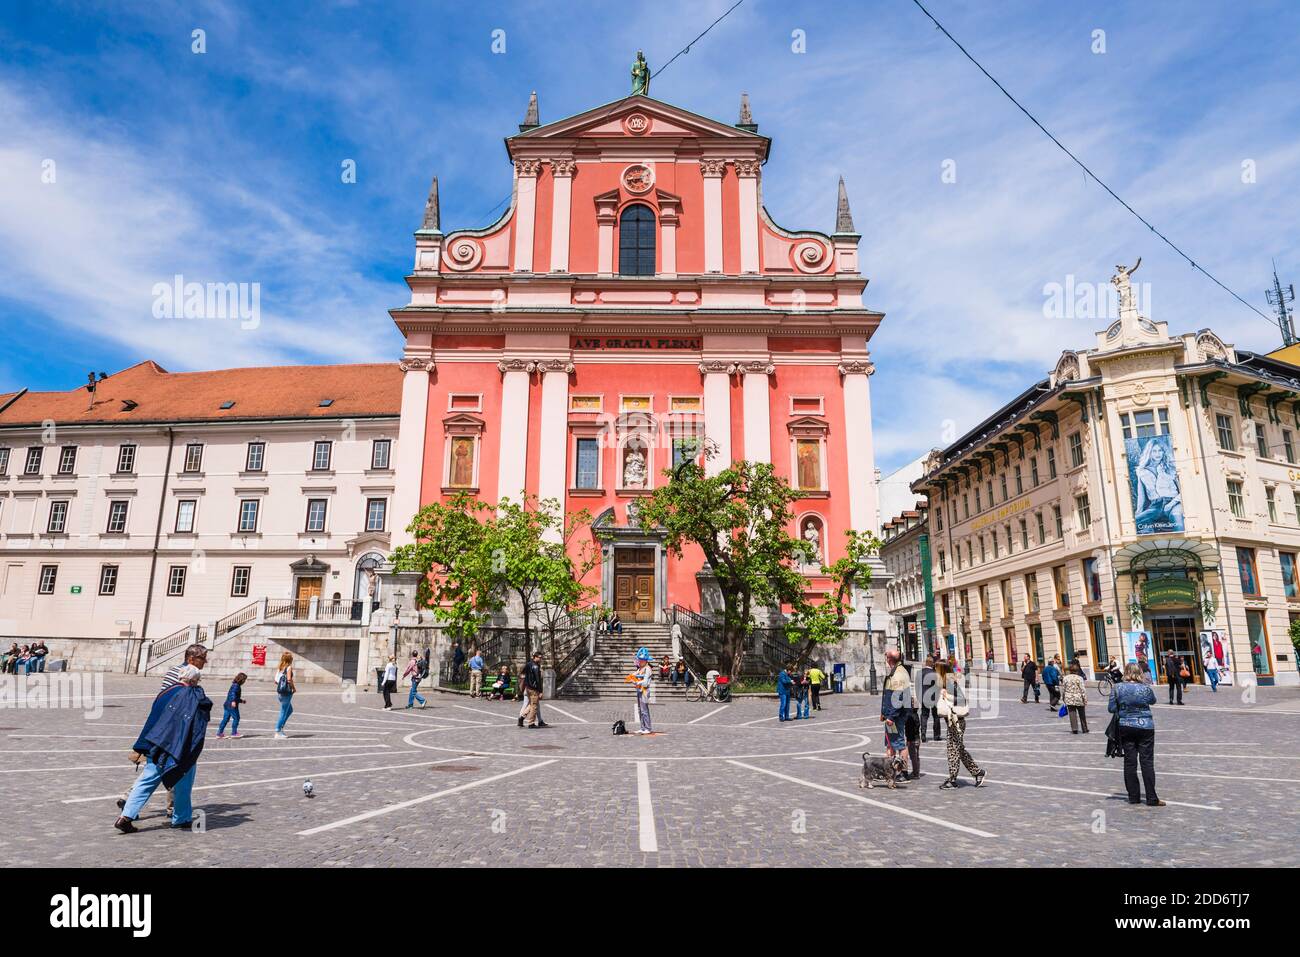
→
(510, 94, 770, 156)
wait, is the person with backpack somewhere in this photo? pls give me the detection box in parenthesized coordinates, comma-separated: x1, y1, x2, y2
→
(274, 652, 296, 737)
(216, 672, 247, 738)
(935, 660, 985, 790)
(403, 651, 428, 709)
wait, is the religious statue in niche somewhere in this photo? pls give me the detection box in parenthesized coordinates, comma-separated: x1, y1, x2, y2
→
(802, 518, 822, 564)
(622, 443, 648, 488)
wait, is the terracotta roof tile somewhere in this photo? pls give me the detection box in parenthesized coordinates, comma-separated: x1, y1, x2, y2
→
(0, 360, 403, 427)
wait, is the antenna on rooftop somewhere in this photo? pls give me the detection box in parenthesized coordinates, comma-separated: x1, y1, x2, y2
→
(1266, 260, 1296, 347)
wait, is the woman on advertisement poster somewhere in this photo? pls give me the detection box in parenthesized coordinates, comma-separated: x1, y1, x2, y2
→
(1199, 630, 1233, 686)
(1123, 631, 1158, 683)
(1130, 436, 1184, 534)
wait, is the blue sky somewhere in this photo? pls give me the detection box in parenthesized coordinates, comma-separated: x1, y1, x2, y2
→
(2, 0, 1299, 474)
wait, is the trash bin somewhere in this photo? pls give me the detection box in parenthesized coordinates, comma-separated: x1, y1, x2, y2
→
(832, 663, 846, 694)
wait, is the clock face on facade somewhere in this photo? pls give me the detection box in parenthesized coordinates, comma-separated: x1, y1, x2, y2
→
(621, 163, 654, 193)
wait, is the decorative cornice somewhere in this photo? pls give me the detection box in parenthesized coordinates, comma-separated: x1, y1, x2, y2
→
(838, 359, 876, 376)
(398, 357, 435, 373)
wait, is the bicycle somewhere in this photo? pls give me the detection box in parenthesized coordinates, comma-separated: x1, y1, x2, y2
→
(1095, 674, 1121, 700)
(686, 675, 732, 703)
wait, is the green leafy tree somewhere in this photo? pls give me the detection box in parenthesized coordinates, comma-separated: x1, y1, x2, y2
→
(785, 529, 882, 669)
(640, 456, 846, 676)
(1290, 618, 1300, 672)
(391, 493, 598, 664)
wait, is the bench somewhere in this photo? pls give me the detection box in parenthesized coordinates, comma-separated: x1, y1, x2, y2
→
(484, 677, 514, 699)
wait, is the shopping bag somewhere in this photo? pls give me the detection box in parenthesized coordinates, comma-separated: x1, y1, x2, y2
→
(1058, 704, 1068, 717)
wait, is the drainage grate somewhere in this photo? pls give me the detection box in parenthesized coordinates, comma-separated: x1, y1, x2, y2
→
(431, 764, 481, 773)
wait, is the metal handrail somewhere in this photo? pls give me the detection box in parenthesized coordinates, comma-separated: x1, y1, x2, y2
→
(215, 601, 259, 637)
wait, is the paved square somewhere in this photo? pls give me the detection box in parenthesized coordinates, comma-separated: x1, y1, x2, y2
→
(2, 674, 1298, 867)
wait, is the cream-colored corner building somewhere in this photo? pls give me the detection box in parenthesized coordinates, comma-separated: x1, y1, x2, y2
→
(912, 266, 1300, 687)
(0, 361, 401, 673)
(881, 502, 931, 660)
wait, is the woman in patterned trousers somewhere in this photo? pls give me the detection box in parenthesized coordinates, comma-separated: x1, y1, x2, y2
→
(935, 661, 986, 790)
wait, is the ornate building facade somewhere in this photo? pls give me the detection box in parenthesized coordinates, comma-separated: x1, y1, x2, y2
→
(913, 264, 1300, 686)
(390, 86, 884, 621)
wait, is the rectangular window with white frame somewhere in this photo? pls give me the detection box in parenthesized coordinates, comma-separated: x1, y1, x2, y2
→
(245, 441, 265, 472)
(312, 440, 332, 471)
(99, 564, 118, 596)
(574, 437, 601, 490)
(1227, 479, 1245, 518)
(24, 447, 43, 475)
(38, 564, 58, 594)
(106, 500, 129, 534)
(1075, 492, 1091, 529)
(231, 565, 251, 598)
(1216, 413, 1236, 451)
(116, 444, 136, 474)
(238, 499, 259, 533)
(58, 446, 77, 475)
(183, 443, 203, 473)
(305, 498, 328, 533)
(167, 565, 187, 596)
(366, 498, 387, 532)
(174, 499, 196, 533)
(46, 500, 69, 533)
(371, 438, 392, 470)
(0, 447, 10, 476)
(1068, 432, 1084, 468)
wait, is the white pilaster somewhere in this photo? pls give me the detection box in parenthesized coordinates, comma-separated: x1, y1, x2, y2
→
(513, 160, 541, 273)
(736, 161, 760, 274)
(497, 364, 532, 503)
(840, 358, 879, 533)
(537, 363, 571, 537)
(548, 160, 574, 273)
(702, 159, 725, 274)
(741, 362, 772, 462)
(391, 338, 434, 547)
(701, 364, 733, 476)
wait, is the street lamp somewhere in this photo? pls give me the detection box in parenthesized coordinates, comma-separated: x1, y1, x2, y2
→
(866, 603, 878, 695)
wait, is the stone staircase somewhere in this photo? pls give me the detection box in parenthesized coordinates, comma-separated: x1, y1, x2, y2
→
(558, 621, 692, 699)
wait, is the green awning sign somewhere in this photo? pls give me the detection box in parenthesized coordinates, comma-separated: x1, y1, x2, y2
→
(1142, 578, 1198, 608)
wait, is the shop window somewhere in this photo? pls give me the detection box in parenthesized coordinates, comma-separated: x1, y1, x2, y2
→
(1237, 547, 1260, 596)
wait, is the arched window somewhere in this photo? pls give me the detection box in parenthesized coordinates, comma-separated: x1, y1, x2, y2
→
(618, 204, 656, 276)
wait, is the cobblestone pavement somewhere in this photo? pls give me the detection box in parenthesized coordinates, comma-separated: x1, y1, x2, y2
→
(2, 674, 1298, 867)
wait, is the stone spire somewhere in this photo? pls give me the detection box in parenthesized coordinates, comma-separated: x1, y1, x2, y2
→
(834, 176, 856, 234)
(519, 91, 539, 132)
(736, 92, 758, 133)
(419, 175, 440, 233)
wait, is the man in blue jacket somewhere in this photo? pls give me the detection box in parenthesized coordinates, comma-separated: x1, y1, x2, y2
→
(114, 666, 212, 833)
(776, 665, 793, 721)
(1042, 659, 1062, 710)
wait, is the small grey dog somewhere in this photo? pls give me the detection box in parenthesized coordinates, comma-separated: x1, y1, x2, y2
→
(858, 751, 904, 789)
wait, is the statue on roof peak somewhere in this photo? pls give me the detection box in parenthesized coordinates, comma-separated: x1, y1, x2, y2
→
(631, 50, 650, 96)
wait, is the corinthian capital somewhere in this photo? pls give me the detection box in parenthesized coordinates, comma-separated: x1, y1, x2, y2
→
(549, 158, 576, 177)
(733, 159, 761, 178)
(514, 159, 543, 177)
(700, 158, 727, 178)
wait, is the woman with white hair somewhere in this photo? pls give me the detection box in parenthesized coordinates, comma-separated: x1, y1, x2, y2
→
(114, 665, 211, 833)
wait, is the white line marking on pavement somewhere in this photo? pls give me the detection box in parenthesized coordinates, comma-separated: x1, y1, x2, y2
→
(446, 703, 522, 723)
(944, 756, 1300, 786)
(275, 710, 418, 726)
(798, 757, 1223, 811)
(61, 756, 474, 803)
(545, 704, 587, 723)
(979, 746, 1300, 761)
(297, 760, 557, 835)
(1, 744, 393, 755)
(636, 761, 658, 852)
(2, 748, 417, 775)
(6, 734, 387, 744)
(687, 705, 729, 725)
(737, 715, 783, 727)
(726, 760, 999, 838)
(359, 707, 490, 725)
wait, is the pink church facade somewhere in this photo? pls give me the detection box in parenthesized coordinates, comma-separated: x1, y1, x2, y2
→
(389, 91, 883, 621)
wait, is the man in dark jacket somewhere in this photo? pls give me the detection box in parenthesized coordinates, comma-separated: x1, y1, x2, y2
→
(879, 651, 912, 773)
(114, 667, 212, 833)
(919, 655, 941, 741)
(1164, 650, 1183, 705)
(1021, 656, 1040, 703)
(519, 652, 547, 729)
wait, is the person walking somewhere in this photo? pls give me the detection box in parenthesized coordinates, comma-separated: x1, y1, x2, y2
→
(1061, 662, 1089, 734)
(1108, 662, 1165, 806)
(381, 655, 398, 710)
(468, 648, 485, 698)
(520, 651, 546, 729)
(403, 651, 427, 709)
(807, 663, 826, 711)
(919, 655, 941, 741)
(880, 650, 913, 777)
(632, 647, 654, 734)
(216, 672, 247, 739)
(795, 668, 813, 719)
(113, 665, 211, 833)
(450, 642, 466, 683)
(935, 660, 985, 790)
(1163, 650, 1183, 705)
(1203, 651, 1220, 692)
(1020, 656, 1040, 704)
(1042, 658, 1062, 710)
(274, 652, 296, 736)
(776, 664, 793, 722)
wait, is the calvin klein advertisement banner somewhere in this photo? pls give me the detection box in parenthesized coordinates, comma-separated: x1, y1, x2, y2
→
(1198, 630, 1234, 686)
(1126, 433, 1184, 535)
